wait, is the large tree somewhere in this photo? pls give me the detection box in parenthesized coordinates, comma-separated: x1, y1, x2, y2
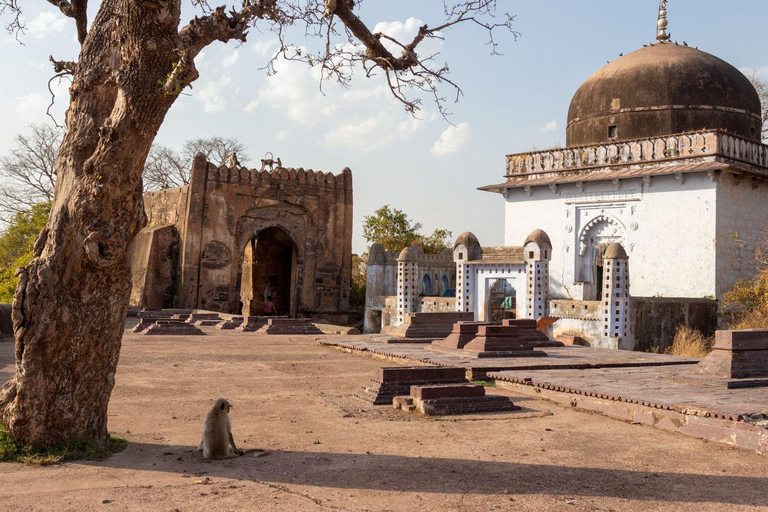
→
(0, 0, 513, 448)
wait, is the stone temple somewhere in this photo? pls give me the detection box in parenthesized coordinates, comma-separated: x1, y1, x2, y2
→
(129, 154, 353, 323)
(366, 17, 768, 352)
(479, 35, 768, 349)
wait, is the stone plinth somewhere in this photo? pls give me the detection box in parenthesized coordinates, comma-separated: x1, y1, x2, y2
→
(236, 316, 272, 332)
(393, 383, 520, 415)
(217, 316, 244, 329)
(132, 317, 183, 333)
(696, 330, 768, 387)
(432, 322, 493, 350)
(138, 308, 172, 319)
(256, 318, 323, 335)
(461, 325, 548, 358)
(385, 312, 474, 339)
(142, 320, 206, 336)
(187, 313, 221, 325)
(503, 319, 564, 348)
(356, 366, 468, 405)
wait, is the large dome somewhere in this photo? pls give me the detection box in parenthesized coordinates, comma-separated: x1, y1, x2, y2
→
(566, 43, 762, 147)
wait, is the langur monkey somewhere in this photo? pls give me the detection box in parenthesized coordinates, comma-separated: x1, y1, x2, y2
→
(199, 398, 243, 460)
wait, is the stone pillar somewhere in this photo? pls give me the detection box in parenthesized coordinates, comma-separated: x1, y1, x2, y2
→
(396, 245, 423, 326)
(601, 243, 631, 350)
(453, 232, 481, 317)
(455, 262, 472, 313)
(523, 230, 552, 321)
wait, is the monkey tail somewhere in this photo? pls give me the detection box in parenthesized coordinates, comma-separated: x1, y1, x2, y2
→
(241, 449, 270, 457)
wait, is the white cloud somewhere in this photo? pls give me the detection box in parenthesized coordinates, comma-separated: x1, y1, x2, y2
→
(431, 123, 470, 158)
(276, 130, 289, 141)
(539, 119, 559, 133)
(245, 99, 259, 113)
(252, 39, 279, 57)
(740, 65, 768, 80)
(373, 18, 443, 56)
(196, 75, 233, 113)
(27, 11, 68, 39)
(14, 93, 48, 116)
(222, 50, 240, 68)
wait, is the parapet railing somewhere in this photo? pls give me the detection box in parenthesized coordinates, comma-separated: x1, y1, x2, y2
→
(505, 130, 768, 177)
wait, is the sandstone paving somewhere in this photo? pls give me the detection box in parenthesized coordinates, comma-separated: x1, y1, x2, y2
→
(0, 324, 767, 511)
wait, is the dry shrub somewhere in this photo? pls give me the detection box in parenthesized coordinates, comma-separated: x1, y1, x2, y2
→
(665, 325, 713, 358)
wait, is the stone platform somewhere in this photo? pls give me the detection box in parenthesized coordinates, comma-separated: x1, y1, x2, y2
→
(257, 318, 323, 335)
(320, 337, 697, 380)
(141, 320, 206, 336)
(217, 316, 244, 330)
(237, 316, 282, 332)
(489, 365, 768, 455)
(356, 366, 468, 405)
(383, 312, 474, 339)
(393, 383, 520, 415)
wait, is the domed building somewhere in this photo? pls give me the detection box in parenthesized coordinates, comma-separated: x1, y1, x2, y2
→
(482, 6, 767, 350)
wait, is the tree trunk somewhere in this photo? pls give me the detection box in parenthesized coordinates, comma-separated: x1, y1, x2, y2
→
(0, 0, 182, 447)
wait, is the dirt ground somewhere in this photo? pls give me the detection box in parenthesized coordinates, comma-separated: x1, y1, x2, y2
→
(1, 323, 767, 511)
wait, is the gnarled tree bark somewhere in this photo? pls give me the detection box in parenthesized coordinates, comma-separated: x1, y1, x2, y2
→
(0, 0, 512, 448)
(0, 0, 186, 447)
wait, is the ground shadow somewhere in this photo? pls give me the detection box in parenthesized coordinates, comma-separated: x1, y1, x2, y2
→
(86, 441, 766, 506)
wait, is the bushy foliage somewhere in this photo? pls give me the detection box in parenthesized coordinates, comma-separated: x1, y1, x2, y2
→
(0, 202, 51, 302)
(362, 205, 452, 255)
(665, 325, 713, 358)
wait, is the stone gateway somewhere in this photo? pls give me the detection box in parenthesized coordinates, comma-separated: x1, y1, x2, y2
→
(129, 153, 353, 323)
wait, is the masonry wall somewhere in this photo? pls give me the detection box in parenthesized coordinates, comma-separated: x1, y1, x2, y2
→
(631, 297, 718, 352)
(715, 172, 768, 299)
(504, 173, 718, 300)
(130, 156, 354, 321)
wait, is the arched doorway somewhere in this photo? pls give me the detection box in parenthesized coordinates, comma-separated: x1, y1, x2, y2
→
(577, 215, 624, 300)
(240, 227, 297, 316)
(422, 274, 433, 295)
(487, 278, 516, 324)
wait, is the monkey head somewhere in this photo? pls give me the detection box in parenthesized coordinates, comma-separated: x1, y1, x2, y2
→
(213, 397, 232, 414)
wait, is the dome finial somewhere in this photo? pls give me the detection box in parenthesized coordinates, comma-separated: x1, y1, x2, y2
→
(656, 0, 670, 42)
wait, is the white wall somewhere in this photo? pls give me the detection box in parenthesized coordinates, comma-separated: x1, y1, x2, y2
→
(716, 173, 768, 299)
(503, 172, 718, 300)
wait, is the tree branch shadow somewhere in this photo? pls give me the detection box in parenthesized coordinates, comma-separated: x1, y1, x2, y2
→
(84, 441, 767, 506)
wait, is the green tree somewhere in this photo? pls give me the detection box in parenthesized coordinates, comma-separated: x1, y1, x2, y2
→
(362, 205, 452, 255)
(0, 203, 52, 303)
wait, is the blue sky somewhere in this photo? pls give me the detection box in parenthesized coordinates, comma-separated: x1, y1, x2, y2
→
(1, 1, 766, 253)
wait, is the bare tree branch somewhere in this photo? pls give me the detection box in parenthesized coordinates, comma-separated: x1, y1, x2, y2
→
(0, 124, 60, 223)
(748, 72, 768, 142)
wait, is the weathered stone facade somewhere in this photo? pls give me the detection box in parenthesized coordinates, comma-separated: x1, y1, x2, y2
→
(130, 154, 353, 322)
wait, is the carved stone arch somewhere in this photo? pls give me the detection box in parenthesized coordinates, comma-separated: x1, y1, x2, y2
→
(230, 202, 313, 316)
(578, 214, 625, 256)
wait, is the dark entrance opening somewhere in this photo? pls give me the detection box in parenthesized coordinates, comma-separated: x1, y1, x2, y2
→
(240, 227, 295, 316)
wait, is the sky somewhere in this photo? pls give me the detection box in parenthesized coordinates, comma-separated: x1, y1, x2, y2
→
(1, 1, 767, 254)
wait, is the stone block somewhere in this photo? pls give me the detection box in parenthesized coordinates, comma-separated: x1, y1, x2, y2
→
(356, 366, 468, 406)
(256, 318, 323, 335)
(461, 324, 551, 357)
(697, 329, 768, 381)
(557, 334, 588, 346)
(410, 384, 485, 400)
(385, 312, 474, 339)
(417, 396, 520, 416)
(713, 330, 768, 351)
(141, 320, 206, 336)
(217, 316, 244, 329)
(392, 396, 415, 411)
(433, 322, 492, 350)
